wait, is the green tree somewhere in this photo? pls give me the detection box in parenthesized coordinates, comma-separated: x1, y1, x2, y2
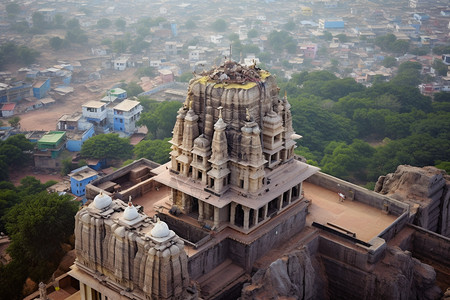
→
(4, 192, 79, 282)
(122, 81, 144, 97)
(115, 18, 126, 30)
(247, 29, 259, 39)
(6, 2, 20, 15)
(336, 34, 348, 43)
(382, 56, 397, 68)
(268, 30, 294, 52)
(434, 92, 450, 102)
(32, 12, 46, 30)
(211, 19, 227, 32)
(137, 101, 182, 139)
(432, 59, 448, 76)
(177, 72, 193, 82)
(54, 14, 64, 28)
(49, 36, 64, 50)
(113, 39, 127, 53)
(185, 19, 196, 29)
(8, 116, 20, 128)
(66, 18, 80, 30)
(322, 31, 333, 41)
(228, 33, 240, 42)
(81, 133, 133, 162)
(283, 20, 296, 31)
(97, 18, 112, 29)
(134, 138, 171, 164)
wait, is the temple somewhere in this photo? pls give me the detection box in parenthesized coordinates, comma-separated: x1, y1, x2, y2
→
(65, 61, 450, 300)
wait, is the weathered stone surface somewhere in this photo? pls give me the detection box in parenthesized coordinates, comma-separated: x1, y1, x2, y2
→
(240, 247, 326, 300)
(375, 165, 450, 236)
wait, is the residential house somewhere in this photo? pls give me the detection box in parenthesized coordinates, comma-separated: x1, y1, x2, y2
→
(319, 18, 345, 30)
(0, 81, 32, 102)
(33, 78, 51, 99)
(165, 41, 177, 56)
(111, 99, 143, 134)
(108, 88, 127, 100)
(65, 126, 95, 152)
(58, 112, 83, 131)
(0, 103, 16, 117)
(210, 35, 223, 44)
(298, 44, 318, 59)
(34, 131, 67, 169)
(158, 69, 174, 84)
(80, 101, 108, 131)
(113, 57, 129, 71)
(69, 166, 98, 197)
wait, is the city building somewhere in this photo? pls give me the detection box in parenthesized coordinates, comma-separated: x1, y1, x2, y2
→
(111, 99, 143, 134)
(34, 131, 66, 169)
(69, 166, 98, 197)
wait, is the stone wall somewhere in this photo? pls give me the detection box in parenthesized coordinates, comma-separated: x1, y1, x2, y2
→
(229, 202, 308, 272)
(306, 172, 409, 217)
(188, 239, 230, 280)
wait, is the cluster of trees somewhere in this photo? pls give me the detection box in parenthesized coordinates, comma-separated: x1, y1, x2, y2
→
(278, 63, 449, 185)
(49, 18, 88, 50)
(0, 134, 34, 181)
(0, 42, 39, 68)
(374, 33, 410, 55)
(0, 177, 79, 299)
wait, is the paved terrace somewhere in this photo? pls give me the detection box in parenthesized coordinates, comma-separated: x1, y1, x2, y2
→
(304, 181, 397, 243)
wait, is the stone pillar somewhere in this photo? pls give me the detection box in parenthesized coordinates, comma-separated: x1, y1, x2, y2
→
(181, 193, 187, 212)
(214, 206, 220, 228)
(243, 206, 251, 230)
(171, 188, 176, 204)
(264, 204, 268, 220)
(254, 208, 259, 226)
(198, 200, 204, 222)
(288, 188, 292, 204)
(230, 202, 236, 225)
(277, 195, 283, 211)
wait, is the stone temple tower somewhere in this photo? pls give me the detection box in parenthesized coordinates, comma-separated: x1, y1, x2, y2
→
(157, 61, 318, 232)
(70, 193, 190, 299)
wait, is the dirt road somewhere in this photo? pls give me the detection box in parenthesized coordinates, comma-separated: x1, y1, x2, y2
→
(17, 68, 137, 131)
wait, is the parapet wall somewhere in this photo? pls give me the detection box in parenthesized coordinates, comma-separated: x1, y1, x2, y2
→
(410, 224, 450, 268)
(306, 172, 409, 216)
(229, 201, 308, 272)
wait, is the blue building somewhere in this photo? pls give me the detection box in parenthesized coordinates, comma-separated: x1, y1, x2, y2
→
(33, 78, 51, 99)
(69, 166, 98, 196)
(66, 125, 95, 152)
(319, 18, 345, 29)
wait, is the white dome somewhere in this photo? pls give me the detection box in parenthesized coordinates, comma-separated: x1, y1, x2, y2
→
(93, 192, 112, 210)
(123, 202, 139, 221)
(151, 221, 170, 238)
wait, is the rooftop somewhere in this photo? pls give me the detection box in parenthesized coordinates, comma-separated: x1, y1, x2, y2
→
(304, 181, 397, 242)
(114, 99, 140, 111)
(82, 101, 105, 109)
(38, 131, 66, 144)
(69, 166, 98, 181)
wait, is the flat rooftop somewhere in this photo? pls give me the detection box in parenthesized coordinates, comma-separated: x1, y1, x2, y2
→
(114, 99, 140, 111)
(82, 101, 105, 108)
(39, 131, 66, 143)
(304, 182, 397, 243)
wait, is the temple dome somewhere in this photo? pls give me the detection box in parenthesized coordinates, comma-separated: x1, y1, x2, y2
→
(123, 202, 139, 221)
(151, 221, 170, 238)
(194, 135, 210, 148)
(93, 192, 112, 210)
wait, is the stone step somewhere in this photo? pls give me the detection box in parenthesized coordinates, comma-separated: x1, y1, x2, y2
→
(196, 259, 246, 299)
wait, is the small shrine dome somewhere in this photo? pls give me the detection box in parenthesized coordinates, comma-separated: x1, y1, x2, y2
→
(93, 192, 112, 210)
(123, 202, 139, 221)
(150, 221, 170, 238)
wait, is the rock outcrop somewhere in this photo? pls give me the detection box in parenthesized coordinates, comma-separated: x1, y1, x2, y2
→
(372, 246, 442, 300)
(375, 165, 450, 237)
(240, 247, 327, 300)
